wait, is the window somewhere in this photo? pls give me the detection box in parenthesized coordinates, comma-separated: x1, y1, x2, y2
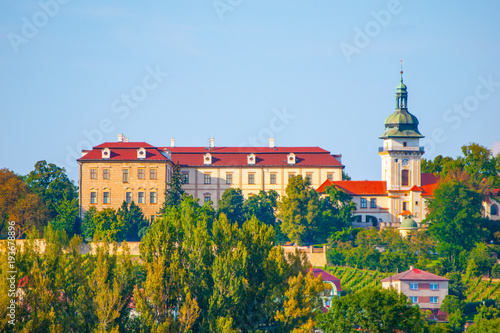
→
(204, 195, 211, 204)
(103, 192, 110, 204)
(90, 168, 97, 179)
(248, 174, 255, 184)
(150, 169, 157, 179)
(123, 169, 129, 183)
(150, 215, 155, 222)
(410, 283, 418, 290)
(370, 198, 377, 208)
(103, 169, 109, 179)
(415, 201, 419, 206)
(138, 168, 145, 179)
(150, 192, 157, 204)
(90, 192, 97, 204)
(126, 192, 132, 204)
(138, 192, 145, 204)
(401, 169, 410, 186)
(402, 201, 408, 211)
(288, 173, 295, 179)
(492, 204, 499, 216)
(226, 174, 232, 185)
(410, 296, 418, 303)
(306, 173, 313, 182)
(360, 198, 367, 208)
(204, 174, 211, 184)
(430, 297, 438, 304)
(430, 283, 439, 291)
(403, 141, 407, 147)
(327, 173, 334, 181)
(270, 174, 277, 184)
(182, 173, 189, 184)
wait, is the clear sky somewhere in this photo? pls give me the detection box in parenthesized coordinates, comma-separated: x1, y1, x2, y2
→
(1, 0, 499, 182)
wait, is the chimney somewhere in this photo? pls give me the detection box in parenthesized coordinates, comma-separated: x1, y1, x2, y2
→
(269, 138, 275, 148)
(170, 138, 175, 148)
(210, 138, 215, 148)
(118, 133, 129, 142)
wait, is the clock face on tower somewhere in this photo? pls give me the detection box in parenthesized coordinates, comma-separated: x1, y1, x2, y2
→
(402, 158, 409, 166)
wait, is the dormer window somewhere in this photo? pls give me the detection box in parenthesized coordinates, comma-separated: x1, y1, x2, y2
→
(204, 153, 212, 165)
(247, 153, 256, 165)
(137, 147, 146, 159)
(287, 153, 296, 165)
(102, 148, 110, 159)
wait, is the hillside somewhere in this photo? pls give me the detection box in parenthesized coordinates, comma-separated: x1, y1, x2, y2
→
(326, 266, 500, 304)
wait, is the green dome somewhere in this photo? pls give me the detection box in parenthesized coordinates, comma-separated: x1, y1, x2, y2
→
(384, 110, 419, 126)
(399, 217, 418, 230)
(396, 82, 407, 91)
(379, 74, 424, 139)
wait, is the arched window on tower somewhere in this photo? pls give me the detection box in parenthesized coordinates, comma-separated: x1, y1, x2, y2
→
(491, 204, 499, 216)
(401, 169, 410, 186)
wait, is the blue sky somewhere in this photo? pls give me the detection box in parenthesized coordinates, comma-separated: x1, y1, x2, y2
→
(1, 0, 499, 182)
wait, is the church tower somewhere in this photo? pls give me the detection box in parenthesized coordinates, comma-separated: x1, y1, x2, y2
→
(379, 70, 424, 191)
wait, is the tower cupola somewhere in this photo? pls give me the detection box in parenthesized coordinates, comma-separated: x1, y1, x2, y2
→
(380, 70, 423, 139)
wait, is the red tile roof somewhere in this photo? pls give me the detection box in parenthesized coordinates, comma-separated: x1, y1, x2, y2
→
(312, 268, 342, 292)
(78, 147, 169, 162)
(399, 210, 413, 216)
(380, 268, 449, 282)
(78, 143, 343, 167)
(317, 179, 387, 195)
(94, 142, 154, 148)
(165, 146, 333, 154)
(410, 185, 422, 192)
(420, 173, 439, 196)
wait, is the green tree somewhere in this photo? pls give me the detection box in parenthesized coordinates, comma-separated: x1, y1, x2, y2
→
(217, 188, 246, 226)
(321, 184, 357, 237)
(279, 176, 322, 245)
(51, 195, 80, 238)
(93, 209, 125, 241)
(467, 317, 500, 332)
(275, 272, 324, 332)
(116, 201, 148, 241)
(422, 155, 455, 174)
(243, 189, 278, 225)
(161, 162, 184, 212)
(317, 287, 425, 333)
(24, 160, 78, 219)
(424, 180, 487, 265)
(474, 303, 499, 322)
(466, 243, 496, 278)
(82, 207, 97, 241)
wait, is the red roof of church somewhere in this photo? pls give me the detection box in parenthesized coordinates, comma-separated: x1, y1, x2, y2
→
(317, 179, 387, 195)
(312, 268, 342, 292)
(380, 268, 449, 282)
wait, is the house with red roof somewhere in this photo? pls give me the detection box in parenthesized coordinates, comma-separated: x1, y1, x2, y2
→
(77, 135, 344, 216)
(381, 268, 449, 310)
